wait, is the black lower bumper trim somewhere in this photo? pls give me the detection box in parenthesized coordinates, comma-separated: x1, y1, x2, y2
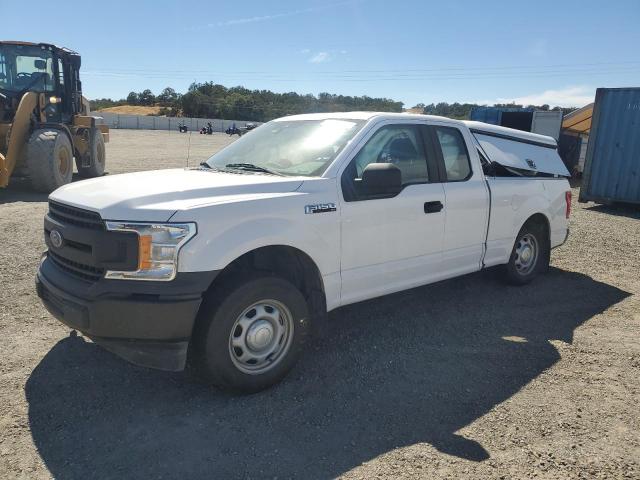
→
(90, 337, 189, 371)
(37, 254, 219, 371)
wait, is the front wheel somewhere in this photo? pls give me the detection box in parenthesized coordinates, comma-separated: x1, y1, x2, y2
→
(503, 222, 549, 285)
(26, 129, 73, 193)
(190, 274, 310, 393)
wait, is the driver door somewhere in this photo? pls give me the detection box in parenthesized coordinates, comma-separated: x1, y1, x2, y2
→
(339, 122, 445, 306)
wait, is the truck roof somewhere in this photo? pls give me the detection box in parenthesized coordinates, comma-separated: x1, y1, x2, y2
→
(275, 112, 558, 146)
(275, 111, 454, 123)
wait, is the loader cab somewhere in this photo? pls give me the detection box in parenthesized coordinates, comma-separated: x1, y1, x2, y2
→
(0, 41, 82, 124)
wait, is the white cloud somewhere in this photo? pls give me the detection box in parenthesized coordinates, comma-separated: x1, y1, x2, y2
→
(215, 12, 294, 27)
(309, 52, 331, 64)
(202, 1, 362, 29)
(477, 86, 595, 108)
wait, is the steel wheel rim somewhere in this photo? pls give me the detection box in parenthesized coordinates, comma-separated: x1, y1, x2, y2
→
(228, 299, 294, 375)
(514, 233, 538, 275)
(57, 147, 70, 176)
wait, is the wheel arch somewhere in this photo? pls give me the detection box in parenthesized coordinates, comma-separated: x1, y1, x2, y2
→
(205, 244, 328, 334)
(520, 212, 551, 242)
(519, 212, 551, 269)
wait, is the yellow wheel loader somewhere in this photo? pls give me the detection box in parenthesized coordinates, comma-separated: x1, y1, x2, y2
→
(0, 41, 108, 193)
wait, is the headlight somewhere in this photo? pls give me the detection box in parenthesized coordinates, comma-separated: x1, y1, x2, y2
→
(104, 222, 196, 281)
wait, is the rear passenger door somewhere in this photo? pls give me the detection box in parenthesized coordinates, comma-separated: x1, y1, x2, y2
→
(339, 122, 446, 305)
(429, 124, 490, 277)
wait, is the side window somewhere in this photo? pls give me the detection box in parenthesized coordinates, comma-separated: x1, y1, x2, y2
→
(342, 125, 429, 201)
(434, 127, 471, 181)
(15, 55, 55, 92)
(57, 59, 65, 87)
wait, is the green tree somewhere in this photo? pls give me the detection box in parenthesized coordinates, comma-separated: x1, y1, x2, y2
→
(138, 89, 156, 106)
(157, 87, 179, 106)
(126, 91, 138, 105)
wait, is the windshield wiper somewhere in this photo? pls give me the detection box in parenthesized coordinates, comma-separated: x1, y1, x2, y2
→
(224, 163, 283, 176)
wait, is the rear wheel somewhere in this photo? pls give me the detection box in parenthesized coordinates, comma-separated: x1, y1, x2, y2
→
(26, 129, 73, 193)
(191, 274, 310, 393)
(503, 221, 549, 285)
(77, 129, 106, 178)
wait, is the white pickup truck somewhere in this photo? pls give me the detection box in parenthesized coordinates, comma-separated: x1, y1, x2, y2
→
(36, 112, 571, 392)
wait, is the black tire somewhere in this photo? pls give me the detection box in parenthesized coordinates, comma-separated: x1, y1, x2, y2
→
(190, 273, 310, 393)
(503, 221, 550, 285)
(77, 129, 106, 178)
(26, 129, 73, 193)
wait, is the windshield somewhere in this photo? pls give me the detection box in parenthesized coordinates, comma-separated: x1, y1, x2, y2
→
(205, 119, 366, 176)
(0, 45, 55, 93)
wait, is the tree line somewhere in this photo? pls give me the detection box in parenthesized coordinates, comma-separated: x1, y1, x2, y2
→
(89, 84, 577, 121)
(415, 102, 575, 119)
(89, 83, 403, 121)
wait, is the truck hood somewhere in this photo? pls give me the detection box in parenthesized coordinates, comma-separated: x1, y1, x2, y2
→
(49, 168, 304, 221)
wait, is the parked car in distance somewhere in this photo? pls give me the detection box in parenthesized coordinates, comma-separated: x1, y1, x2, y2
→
(36, 112, 571, 392)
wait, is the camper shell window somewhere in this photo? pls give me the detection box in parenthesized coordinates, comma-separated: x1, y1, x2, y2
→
(470, 128, 570, 178)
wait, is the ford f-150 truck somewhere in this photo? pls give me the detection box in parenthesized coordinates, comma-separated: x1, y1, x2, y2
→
(36, 112, 571, 392)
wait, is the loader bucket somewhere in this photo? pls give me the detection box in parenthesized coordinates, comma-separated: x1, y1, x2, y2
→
(0, 91, 38, 187)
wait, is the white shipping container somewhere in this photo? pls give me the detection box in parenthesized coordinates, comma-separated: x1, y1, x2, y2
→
(577, 134, 589, 173)
(531, 111, 563, 140)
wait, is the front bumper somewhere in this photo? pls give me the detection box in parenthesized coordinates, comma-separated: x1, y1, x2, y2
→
(36, 253, 218, 371)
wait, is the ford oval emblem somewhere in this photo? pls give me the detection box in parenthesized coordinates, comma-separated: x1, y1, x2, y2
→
(49, 230, 63, 248)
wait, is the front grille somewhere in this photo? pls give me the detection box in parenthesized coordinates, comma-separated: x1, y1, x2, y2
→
(46, 201, 137, 281)
(49, 251, 105, 282)
(48, 201, 104, 230)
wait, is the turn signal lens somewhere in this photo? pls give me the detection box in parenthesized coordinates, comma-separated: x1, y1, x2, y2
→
(138, 235, 152, 270)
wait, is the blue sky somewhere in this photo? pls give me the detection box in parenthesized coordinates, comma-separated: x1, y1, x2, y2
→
(2, 0, 639, 108)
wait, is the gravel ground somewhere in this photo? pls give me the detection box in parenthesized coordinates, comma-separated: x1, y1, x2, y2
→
(0, 129, 639, 479)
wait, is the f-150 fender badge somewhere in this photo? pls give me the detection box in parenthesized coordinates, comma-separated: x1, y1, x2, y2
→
(305, 203, 337, 214)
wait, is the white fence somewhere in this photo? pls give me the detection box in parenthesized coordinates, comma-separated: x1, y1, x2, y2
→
(94, 112, 258, 132)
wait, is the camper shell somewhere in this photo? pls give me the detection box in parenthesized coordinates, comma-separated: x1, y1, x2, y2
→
(464, 121, 570, 177)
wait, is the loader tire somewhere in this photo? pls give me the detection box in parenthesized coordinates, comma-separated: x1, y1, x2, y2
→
(26, 129, 73, 193)
(77, 129, 106, 178)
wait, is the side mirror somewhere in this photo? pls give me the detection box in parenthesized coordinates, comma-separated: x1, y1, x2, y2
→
(356, 163, 402, 197)
(34, 59, 46, 70)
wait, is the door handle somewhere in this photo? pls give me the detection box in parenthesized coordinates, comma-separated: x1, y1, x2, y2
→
(424, 201, 443, 214)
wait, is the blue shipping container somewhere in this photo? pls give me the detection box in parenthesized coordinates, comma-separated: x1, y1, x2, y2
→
(470, 106, 535, 125)
(579, 88, 640, 205)
(469, 107, 503, 125)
